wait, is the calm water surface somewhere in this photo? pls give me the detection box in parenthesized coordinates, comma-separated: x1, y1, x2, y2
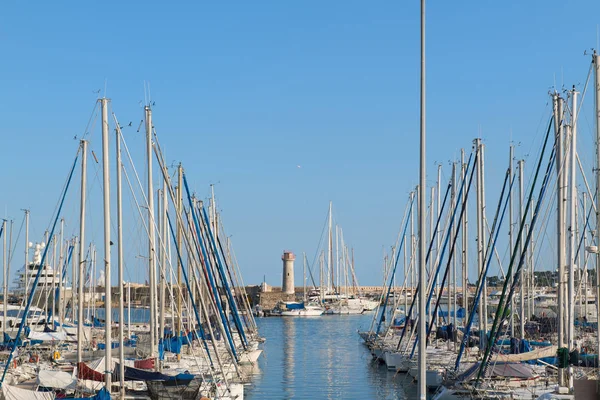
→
(244, 314, 418, 400)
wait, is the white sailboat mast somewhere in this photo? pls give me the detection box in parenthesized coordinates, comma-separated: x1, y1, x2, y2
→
(2, 220, 6, 338)
(303, 253, 306, 303)
(159, 183, 168, 372)
(145, 105, 158, 363)
(475, 138, 484, 343)
(176, 164, 183, 335)
(58, 218, 64, 326)
(461, 149, 468, 326)
(568, 87, 578, 354)
(509, 144, 514, 338)
(552, 92, 566, 387)
(115, 117, 126, 398)
(328, 201, 333, 292)
(593, 50, 600, 365)
(100, 97, 112, 392)
(518, 159, 525, 339)
(436, 164, 441, 311)
(24, 210, 29, 299)
(77, 140, 87, 365)
(417, 0, 427, 396)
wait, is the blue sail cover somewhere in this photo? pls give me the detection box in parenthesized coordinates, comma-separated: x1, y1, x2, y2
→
(181, 330, 201, 345)
(161, 336, 183, 354)
(114, 363, 170, 381)
(285, 302, 304, 310)
(113, 363, 196, 383)
(2, 333, 22, 349)
(437, 308, 466, 318)
(74, 387, 111, 400)
(97, 342, 120, 350)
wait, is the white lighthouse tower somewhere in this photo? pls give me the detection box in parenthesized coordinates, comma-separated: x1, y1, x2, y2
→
(281, 251, 295, 295)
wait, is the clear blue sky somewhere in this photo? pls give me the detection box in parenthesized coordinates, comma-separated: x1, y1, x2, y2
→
(1, 1, 599, 287)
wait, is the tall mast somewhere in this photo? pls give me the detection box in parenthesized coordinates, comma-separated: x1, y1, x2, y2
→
(475, 138, 485, 345)
(430, 187, 435, 318)
(303, 253, 306, 303)
(115, 118, 125, 398)
(508, 144, 514, 338)
(145, 105, 157, 362)
(583, 193, 587, 320)
(335, 225, 339, 293)
(411, 188, 416, 319)
(403, 223, 408, 313)
(417, 0, 427, 396)
(58, 219, 64, 326)
(159, 183, 168, 372)
(529, 201, 535, 321)
(2, 220, 6, 338)
(100, 98, 112, 392)
(593, 50, 600, 371)
(77, 140, 87, 365)
(320, 251, 324, 303)
(328, 201, 333, 292)
(436, 164, 441, 314)
(461, 149, 468, 326)
(450, 162, 456, 330)
(211, 184, 217, 236)
(24, 210, 29, 300)
(518, 159, 525, 339)
(480, 142, 488, 336)
(176, 164, 183, 338)
(553, 92, 566, 387)
(568, 87, 578, 355)
(51, 235, 57, 323)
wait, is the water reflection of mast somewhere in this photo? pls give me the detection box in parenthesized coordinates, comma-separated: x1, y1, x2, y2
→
(282, 318, 295, 399)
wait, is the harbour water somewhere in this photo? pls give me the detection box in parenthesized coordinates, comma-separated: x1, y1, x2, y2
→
(244, 314, 418, 400)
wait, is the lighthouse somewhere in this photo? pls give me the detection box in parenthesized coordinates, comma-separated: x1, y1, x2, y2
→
(281, 251, 295, 295)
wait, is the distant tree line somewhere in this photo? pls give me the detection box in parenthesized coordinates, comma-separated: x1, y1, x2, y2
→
(482, 269, 598, 288)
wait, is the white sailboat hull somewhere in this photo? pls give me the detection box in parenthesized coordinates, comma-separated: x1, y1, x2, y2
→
(280, 308, 323, 316)
(408, 366, 444, 388)
(238, 349, 263, 365)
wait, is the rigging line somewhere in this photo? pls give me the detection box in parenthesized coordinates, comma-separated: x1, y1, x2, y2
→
(0, 148, 79, 386)
(80, 101, 100, 141)
(523, 105, 556, 198)
(219, 221, 258, 332)
(119, 160, 208, 356)
(575, 62, 594, 124)
(120, 160, 196, 342)
(44, 147, 84, 237)
(484, 147, 557, 385)
(476, 115, 555, 384)
(409, 147, 478, 359)
(374, 194, 415, 337)
(483, 218, 507, 280)
(166, 213, 215, 368)
(7, 214, 25, 265)
(200, 205, 248, 348)
(148, 142, 244, 378)
(306, 206, 329, 290)
(576, 153, 597, 213)
(574, 193, 596, 262)
(434, 171, 512, 352)
(396, 152, 474, 351)
(183, 173, 238, 362)
(455, 169, 513, 371)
